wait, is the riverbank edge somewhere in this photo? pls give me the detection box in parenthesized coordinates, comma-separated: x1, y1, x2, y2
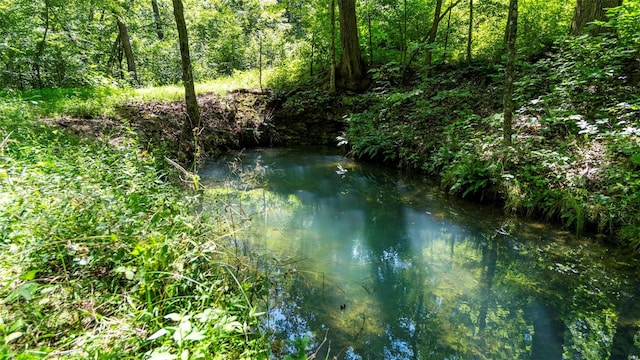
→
(39, 66, 639, 249)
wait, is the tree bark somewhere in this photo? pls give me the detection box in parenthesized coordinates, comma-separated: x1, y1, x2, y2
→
(337, 0, 367, 91)
(330, 0, 337, 94)
(425, 0, 444, 66)
(570, 0, 622, 35)
(442, 0, 453, 64)
(172, 0, 201, 158)
(151, 0, 165, 40)
(402, 0, 461, 81)
(503, 0, 518, 149)
(34, 0, 50, 88)
(116, 18, 138, 85)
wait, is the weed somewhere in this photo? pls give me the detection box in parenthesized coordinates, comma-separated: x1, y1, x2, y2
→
(0, 90, 271, 358)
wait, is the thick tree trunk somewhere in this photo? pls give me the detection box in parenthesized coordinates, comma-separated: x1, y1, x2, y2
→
(337, 0, 367, 91)
(570, 0, 622, 35)
(116, 18, 138, 84)
(330, 0, 337, 94)
(172, 0, 201, 158)
(151, 0, 165, 40)
(503, 0, 518, 149)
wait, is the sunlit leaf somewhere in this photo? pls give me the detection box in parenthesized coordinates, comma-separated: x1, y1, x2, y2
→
(164, 313, 181, 322)
(147, 351, 177, 360)
(19, 270, 39, 281)
(183, 329, 206, 341)
(146, 328, 169, 341)
(4, 331, 23, 344)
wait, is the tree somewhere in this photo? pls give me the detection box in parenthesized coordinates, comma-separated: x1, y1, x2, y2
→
(34, 0, 51, 88)
(425, 0, 444, 66)
(336, 0, 367, 91)
(330, 0, 337, 94)
(403, 0, 462, 78)
(570, 0, 623, 35)
(503, 0, 518, 149)
(172, 0, 201, 158)
(151, 0, 165, 40)
(116, 17, 139, 85)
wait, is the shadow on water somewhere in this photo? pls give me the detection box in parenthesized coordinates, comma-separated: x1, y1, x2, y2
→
(200, 148, 640, 360)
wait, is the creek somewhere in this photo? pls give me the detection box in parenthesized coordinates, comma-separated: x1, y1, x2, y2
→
(200, 147, 640, 360)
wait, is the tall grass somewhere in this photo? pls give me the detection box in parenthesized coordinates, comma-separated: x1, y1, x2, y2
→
(0, 91, 270, 358)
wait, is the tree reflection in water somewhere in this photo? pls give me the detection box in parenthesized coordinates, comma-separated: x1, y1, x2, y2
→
(200, 148, 640, 359)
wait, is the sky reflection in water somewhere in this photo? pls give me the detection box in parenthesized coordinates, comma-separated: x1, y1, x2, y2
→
(200, 148, 640, 360)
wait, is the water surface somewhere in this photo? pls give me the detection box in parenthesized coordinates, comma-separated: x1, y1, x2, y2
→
(200, 148, 640, 360)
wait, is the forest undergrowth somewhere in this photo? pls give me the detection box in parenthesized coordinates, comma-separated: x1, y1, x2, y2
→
(341, 34, 640, 248)
(0, 89, 272, 358)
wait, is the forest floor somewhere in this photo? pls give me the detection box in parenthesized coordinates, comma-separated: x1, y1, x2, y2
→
(45, 91, 271, 163)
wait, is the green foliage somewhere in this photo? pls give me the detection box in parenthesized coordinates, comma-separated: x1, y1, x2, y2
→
(342, 27, 639, 247)
(0, 93, 270, 358)
(0, 0, 582, 90)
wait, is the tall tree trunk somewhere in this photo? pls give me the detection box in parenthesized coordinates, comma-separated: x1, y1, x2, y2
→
(34, 0, 50, 88)
(172, 0, 201, 159)
(337, 0, 366, 91)
(425, 0, 444, 66)
(116, 18, 138, 85)
(503, 0, 518, 149)
(402, 0, 462, 81)
(151, 0, 165, 40)
(329, 0, 337, 94)
(442, 0, 453, 64)
(467, 0, 473, 62)
(570, 0, 622, 35)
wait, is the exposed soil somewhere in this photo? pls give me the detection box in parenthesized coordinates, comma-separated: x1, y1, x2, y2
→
(48, 89, 349, 164)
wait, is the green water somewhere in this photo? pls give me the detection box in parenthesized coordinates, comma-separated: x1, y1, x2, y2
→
(200, 148, 640, 360)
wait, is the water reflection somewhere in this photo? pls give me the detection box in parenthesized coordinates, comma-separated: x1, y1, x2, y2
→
(200, 148, 640, 359)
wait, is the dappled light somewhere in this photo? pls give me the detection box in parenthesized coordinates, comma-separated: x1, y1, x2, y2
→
(1, 0, 638, 358)
(200, 148, 640, 359)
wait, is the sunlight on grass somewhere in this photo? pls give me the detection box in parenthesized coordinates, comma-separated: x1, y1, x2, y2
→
(133, 69, 263, 103)
(0, 69, 267, 120)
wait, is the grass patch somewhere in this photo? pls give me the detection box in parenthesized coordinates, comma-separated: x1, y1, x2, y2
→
(0, 91, 270, 358)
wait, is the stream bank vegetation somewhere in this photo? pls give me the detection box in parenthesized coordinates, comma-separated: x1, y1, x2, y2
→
(338, 9, 640, 248)
(1, 0, 639, 358)
(0, 93, 273, 358)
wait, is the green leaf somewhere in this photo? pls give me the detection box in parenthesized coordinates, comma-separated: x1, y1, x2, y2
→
(16, 283, 39, 301)
(19, 270, 39, 281)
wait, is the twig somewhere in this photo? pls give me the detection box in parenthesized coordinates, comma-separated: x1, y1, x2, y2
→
(164, 157, 204, 189)
(309, 328, 330, 360)
(0, 131, 13, 152)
